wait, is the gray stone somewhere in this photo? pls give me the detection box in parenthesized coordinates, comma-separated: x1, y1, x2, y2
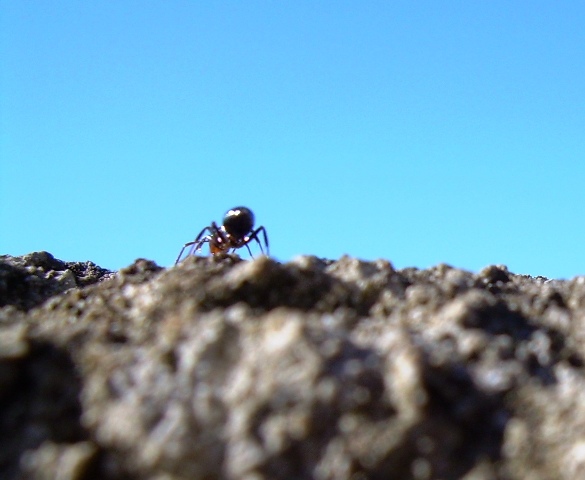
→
(1, 252, 584, 479)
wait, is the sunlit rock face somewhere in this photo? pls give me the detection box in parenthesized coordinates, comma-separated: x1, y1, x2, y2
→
(1, 251, 584, 480)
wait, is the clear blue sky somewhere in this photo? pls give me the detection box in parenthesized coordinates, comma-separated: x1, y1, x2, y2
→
(1, 2, 584, 279)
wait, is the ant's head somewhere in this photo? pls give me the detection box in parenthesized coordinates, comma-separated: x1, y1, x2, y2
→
(223, 206, 255, 239)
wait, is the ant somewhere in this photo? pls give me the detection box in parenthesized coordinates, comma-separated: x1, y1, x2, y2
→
(175, 206, 269, 264)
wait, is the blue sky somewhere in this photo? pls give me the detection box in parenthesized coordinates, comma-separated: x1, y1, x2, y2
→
(1, 2, 584, 279)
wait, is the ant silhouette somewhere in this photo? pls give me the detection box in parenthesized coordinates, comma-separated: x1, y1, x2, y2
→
(175, 206, 269, 264)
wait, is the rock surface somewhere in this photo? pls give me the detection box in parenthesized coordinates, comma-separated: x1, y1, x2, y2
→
(1, 251, 585, 479)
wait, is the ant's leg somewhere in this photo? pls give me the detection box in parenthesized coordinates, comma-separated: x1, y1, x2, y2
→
(186, 237, 211, 258)
(241, 234, 261, 257)
(251, 226, 269, 256)
(243, 227, 269, 257)
(235, 234, 258, 258)
(175, 227, 212, 264)
(261, 227, 269, 256)
(175, 241, 195, 265)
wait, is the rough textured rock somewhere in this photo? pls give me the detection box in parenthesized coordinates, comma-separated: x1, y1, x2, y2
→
(0, 252, 113, 311)
(1, 251, 585, 479)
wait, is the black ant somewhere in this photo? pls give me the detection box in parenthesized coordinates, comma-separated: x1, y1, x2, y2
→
(175, 206, 269, 264)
